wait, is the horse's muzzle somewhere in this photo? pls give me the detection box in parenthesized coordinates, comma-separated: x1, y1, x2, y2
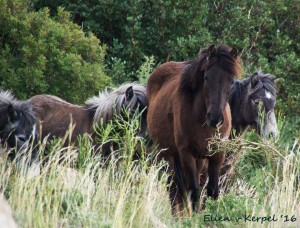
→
(206, 112, 224, 128)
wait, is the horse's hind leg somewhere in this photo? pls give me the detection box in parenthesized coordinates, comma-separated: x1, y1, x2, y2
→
(207, 152, 225, 199)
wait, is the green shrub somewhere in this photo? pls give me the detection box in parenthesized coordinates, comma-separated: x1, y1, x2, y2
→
(0, 1, 111, 103)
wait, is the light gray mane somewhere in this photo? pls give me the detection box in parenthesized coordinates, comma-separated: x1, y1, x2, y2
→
(0, 90, 36, 126)
(85, 83, 147, 124)
(0, 90, 17, 106)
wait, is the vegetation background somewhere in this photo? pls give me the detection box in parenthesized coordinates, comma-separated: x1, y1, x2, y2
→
(0, 0, 300, 227)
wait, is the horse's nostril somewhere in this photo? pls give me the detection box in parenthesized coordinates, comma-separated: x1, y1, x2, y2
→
(206, 113, 223, 123)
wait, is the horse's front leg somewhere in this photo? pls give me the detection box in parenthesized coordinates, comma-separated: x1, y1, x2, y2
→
(207, 152, 225, 199)
(179, 151, 201, 213)
(160, 153, 184, 216)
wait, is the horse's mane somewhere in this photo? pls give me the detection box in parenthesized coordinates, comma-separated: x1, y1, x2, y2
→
(85, 83, 147, 124)
(229, 70, 277, 115)
(0, 90, 14, 103)
(248, 70, 277, 97)
(180, 45, 242, 92)
(0, 90, 36, 126)
(229, 80, 245, 117)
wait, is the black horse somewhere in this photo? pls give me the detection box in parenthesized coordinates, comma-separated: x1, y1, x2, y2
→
(0, 90, 39, 172)
(229, 70, 278, 138)
(218, 71, 278, 185)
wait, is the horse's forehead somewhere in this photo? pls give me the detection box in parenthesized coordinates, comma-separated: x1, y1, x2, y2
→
(258, 88, 275, 101)
(265, 90, 273, 99)
(257, 89, 275, 110)
(251, 86, 267, 96)
(205, 66, 232, 79)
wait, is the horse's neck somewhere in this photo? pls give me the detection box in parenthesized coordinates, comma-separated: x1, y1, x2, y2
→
(189, 60, 205, 90)
(180, 59, 204, 92)
(191, 88, 207, 121)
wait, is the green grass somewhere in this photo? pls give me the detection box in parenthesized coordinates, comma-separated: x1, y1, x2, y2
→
(0, 117, 300, 227)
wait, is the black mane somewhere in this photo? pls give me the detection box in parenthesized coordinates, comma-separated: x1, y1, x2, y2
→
(179, 59, 203, 92)
(180, 45, 242, 92)
(0, 91, 36, 128)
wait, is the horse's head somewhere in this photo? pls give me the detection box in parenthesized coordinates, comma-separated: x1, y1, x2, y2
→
(0, 92, 39, 170)
(86, 83, 148, 137)
(120, 84, 148, 137)
(202, 45, 241, 128)
(244, 71, 278, 138)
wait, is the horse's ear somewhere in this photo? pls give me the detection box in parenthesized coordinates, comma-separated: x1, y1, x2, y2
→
(230, 47, 238, 59)
(251, 72, 259, 88)
(206, 45, 216, 59)
(125, 86, 134, 100)
(7, 104, 18, 123)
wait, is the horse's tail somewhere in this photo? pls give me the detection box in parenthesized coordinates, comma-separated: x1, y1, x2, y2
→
(173, 156, 188, 207)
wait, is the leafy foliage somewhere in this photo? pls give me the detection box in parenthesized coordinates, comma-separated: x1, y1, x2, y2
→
(32, 0, 212, 83)
(0, 1, 111, 103)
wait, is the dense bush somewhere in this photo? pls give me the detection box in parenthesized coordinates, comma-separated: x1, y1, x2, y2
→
(0, 1, 111, 103)
(32, 0, 212, 82)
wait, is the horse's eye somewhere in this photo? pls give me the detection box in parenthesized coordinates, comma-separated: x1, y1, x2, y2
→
(253, 99, 259, 104)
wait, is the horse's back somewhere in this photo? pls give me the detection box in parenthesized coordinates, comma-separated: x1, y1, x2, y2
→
(147, 61, 186, 102)
(30, 94, 86, 121)
(30, 95, 93, 141)
(30, 95, 81, 109)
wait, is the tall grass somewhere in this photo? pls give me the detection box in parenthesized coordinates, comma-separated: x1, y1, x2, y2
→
(0, 117, 300, 227)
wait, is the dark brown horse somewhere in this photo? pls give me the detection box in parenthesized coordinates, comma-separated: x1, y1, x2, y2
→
(29, 83, 147, 156)
(146, 45, 242, 214)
